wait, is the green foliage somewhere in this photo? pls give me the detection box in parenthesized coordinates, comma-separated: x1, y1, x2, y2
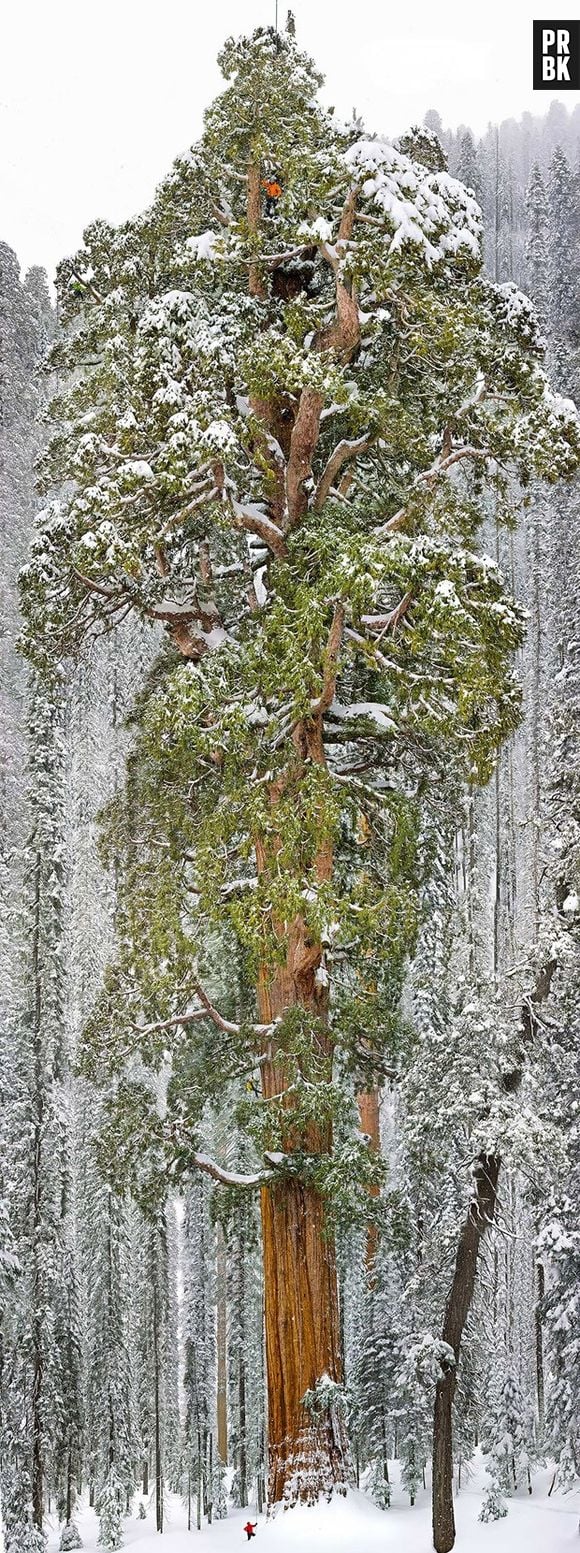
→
(21, 23, 580, 1220)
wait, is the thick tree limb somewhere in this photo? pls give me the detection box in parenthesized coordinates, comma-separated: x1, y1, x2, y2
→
(230, 497, 288, 559)
(193, 1152, 267, 1188)
(315, 189, 361, 361)
(310, 601, 346, 716)
(285, 387, 325, 529)
(313, 434, 375, 512)
(360, 590, 413, 636)
(133, 980, 275, 1043)
(191, 1147, 323, 1190)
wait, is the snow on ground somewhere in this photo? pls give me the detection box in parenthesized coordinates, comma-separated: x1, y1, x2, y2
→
(44, 1466, 580, 1553)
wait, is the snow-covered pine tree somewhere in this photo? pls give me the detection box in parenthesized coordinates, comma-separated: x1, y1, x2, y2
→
(0, 243, 57, 1551)
(7, 678, 76, 1535)
(163, 1201, 182, 1491)
(541, 1149, 580, 1488)
(401, 712, 556, 1553)
(525, 164, 550, 329)
(183, 1175, 216, 1527)
(134, 1211, 170, 1531)
(348, 1252, 402, 1505)
(20, 22, 580, 1510)
(52, 1239, 84, 1529)
(97, 1470, 124, 1551)
(81, 1144, 137, 1532)
(537, 485, 580, 1489)
(224, 1180, 264, 1510)
(546, 147, 580, 394)
(453, 130, 482, 203)
(479, 1363, 534, 1517)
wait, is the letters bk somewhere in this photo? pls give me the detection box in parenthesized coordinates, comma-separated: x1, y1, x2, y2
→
(533, 21, 580, 88)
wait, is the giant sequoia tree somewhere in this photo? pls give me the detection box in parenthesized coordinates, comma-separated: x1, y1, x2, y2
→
(20, 24, 580, 1508)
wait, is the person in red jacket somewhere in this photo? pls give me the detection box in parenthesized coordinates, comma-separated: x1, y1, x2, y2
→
(243, 1521, 257, 1540)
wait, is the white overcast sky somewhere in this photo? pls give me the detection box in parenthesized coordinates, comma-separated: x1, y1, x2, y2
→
(2, 0, 579, 281)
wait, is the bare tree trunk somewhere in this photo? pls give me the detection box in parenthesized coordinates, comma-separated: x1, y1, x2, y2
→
(216, 1224, 228, 1465)
(31, 849, 44, 1531)
(357, 1089, 381, 1271)
(153, 1276, 163, 1533)
(535, 1258, 545, 1434)
(239, 1250, 247, 1509)
(260, 1170, 346, 1502)
(432, 1154, 500, 1553)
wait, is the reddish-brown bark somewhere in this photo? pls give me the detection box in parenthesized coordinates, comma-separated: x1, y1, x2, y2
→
(257, 934, 348, 1503)
(254, 701, 350, 1503)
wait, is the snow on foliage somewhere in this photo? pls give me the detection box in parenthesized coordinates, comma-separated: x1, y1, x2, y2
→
(345, 139, 482, 263)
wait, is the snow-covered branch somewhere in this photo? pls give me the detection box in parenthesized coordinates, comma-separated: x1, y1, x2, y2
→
(378, 445, 491, 535)
(360, 590, 413, 636)
(312, 434, 375, 512)
(310, 601, 346, 716)
(192, 1152, 266, 1189)
(132, 980, 275, 1043)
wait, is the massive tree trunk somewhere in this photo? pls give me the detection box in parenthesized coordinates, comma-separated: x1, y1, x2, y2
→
(260, 1174, 346, 1503)
(256, 711, 350, 1502)
(432, 1154, 500, 1553)
(257, 931, 349, 1503)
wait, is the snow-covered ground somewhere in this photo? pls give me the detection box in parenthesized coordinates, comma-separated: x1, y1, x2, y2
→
(43, 1467, 580, 1553)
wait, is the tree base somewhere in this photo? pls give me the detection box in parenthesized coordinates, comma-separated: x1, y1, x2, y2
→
(269, 1419, 350, 1507)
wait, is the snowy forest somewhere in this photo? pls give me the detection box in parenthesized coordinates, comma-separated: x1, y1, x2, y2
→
(1, 22, 580, 1553)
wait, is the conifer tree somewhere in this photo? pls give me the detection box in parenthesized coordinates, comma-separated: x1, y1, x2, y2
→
(480, 1364, 534, 1514)
(454, 131, 482, 202)
(183, 1176, 216, 1525)
(546, 147, 580, 392)
(20, 24, 580, 1509)
(525, 164, 550, 324)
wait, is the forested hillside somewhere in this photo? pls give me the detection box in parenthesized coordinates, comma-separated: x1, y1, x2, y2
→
(0, 26, 579, 1553)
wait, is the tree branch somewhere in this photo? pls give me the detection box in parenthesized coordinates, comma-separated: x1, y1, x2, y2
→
(310, 601, 346, 715)
(360, 590, 413, 636)
(378, 447, 491, 536)
(230, 497, 288, 559)
(315, 189, 361, 360)
(192, 1152, 266, 1188)
(285, 387, 325, 529)
(132, 980, 274, 1043)
(313, 434, 375, 513)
